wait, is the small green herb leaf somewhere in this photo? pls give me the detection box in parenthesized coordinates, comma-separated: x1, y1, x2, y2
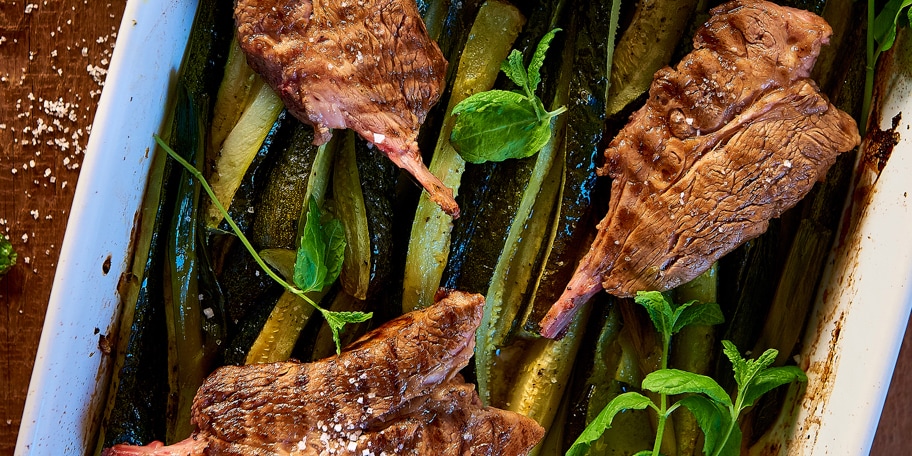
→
(527, 28, 561, 91)
(634, 290, 675, 336)
(723, 341, 777, 392)
(722, 341, 807, 411)
(677, 395, 727, 455)
(566, 392, 654, 456)
(642, 369, 732, 408)
(722, 340, 753, 389)
(874, 0, 912, 53)
(740, 365, 807, 410)
(0, 235, 16, 276)
(295, 196, 346, 293)
(672, 300, 725, 333)
(450, 91, 552, 163)
(323, 309, 373, 354)
(500, 50, 528, 88)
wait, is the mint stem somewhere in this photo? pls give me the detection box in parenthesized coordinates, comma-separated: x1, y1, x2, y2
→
(651, 331, 673, 456)
(155, 135, 319, 310)
(525, 81, 547, 121)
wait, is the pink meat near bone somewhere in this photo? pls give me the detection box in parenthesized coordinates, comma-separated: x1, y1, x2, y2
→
(540, 0, 861, 338)
(103, 290, 545, 455)
(235, 0, 458, 217)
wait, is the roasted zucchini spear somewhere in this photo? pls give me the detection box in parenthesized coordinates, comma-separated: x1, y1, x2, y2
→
(402, 0, 526, 312)
(163, 84, 224, 442)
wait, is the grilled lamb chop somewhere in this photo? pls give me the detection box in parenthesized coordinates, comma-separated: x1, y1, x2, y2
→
(540, 0, 860, 338)
(103, 290, 545, 455)
(235, 0, 458, 217)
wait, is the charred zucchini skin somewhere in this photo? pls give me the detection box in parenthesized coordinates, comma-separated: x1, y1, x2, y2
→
(251, 122, 318, 250)
(179, 0, 234, 117)
(354, 137, 399, 299)
(442, 157, 535, 294)
(102, 275, 170, 447)
(522, 0, 611, 333)
(163, 84, 221, 442)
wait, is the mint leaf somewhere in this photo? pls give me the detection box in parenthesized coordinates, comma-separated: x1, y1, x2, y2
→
(450, 91, 552, 163)
(739, 365, 807, 409)
(500, 50, 528, 89)
(672, 300, 724, 333)
(722, 340, 753, 389)
(634, 290, 674, 336)
(874, 0, 912, 53)
(722, 341, 806, 411)
(642, 369, 732, 408)
(323, 310, 373, 354)
(322, 218, 345, 286)
(527, 28, 560, 91)
(450, 29, 566, 165)
(677, 395, 727, 455)
(566, 392, 654, 456)
(452, 89, 528, 113)
(0, 235, 16, 276)
(295, 196, 346, 293)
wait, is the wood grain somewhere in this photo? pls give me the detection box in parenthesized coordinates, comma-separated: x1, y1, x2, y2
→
(0, 0, 125, 453)
(0, 1, 908, 455)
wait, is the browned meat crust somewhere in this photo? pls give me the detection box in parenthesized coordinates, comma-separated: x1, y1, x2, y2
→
(540, 0, 860, 338)
(104, 291, 545, 455)
(235, 0, 458, 217)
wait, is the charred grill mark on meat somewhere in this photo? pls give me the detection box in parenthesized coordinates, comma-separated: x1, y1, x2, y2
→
(540, 0, 861, 338)
(235, 0, 459, 217)
(103, 291, 545, 455)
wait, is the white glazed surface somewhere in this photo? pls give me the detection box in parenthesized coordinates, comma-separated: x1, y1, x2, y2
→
(15, 1, 197, 454)
(15, 1, 912, 455)
(789, 37, 912, 455)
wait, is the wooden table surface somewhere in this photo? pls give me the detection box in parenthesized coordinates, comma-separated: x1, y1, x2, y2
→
(0, 1, 908, 455)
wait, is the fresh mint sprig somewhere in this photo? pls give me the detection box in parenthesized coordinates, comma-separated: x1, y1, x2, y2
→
(296, 196, 371, 351)
(154, 135, 371, 354)
(567, 292, 806, 456)
(449, 28, 567, 164)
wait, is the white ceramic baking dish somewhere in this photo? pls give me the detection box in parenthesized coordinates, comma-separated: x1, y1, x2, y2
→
(15, 0, 912, 454)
